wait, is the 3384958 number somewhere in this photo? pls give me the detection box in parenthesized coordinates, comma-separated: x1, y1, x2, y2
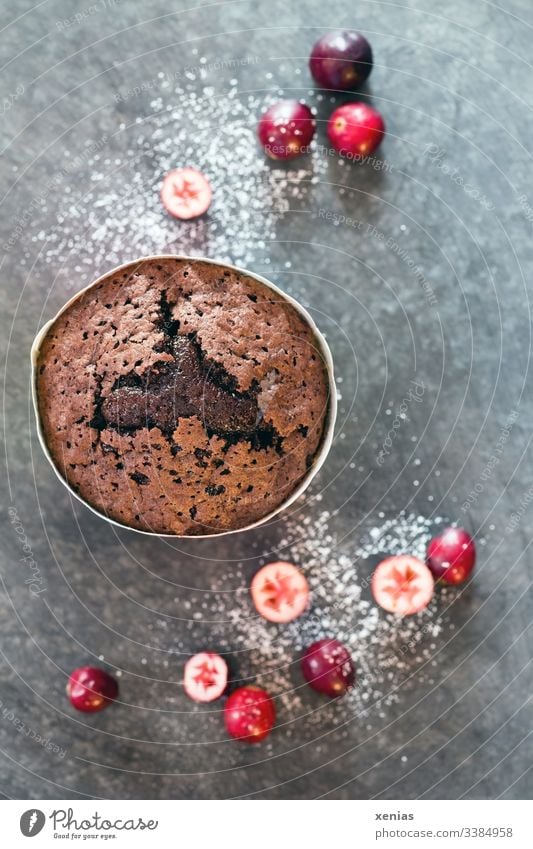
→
(461, 827, 513, 837)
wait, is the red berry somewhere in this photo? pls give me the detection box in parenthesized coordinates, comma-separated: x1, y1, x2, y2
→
(224, 686, 276, 743)
(250, 561, 309, 623)
(327, 102, 385, 158)
(160, 167, 212, 219)
(258, 100, 315, 160)
(183, 652, 228, 702)
(67, 666, 119, 713)
(427, 527, 476, 585)
(372, 555, 434, 615)
(301, 638, 355, 698)
(310, 30, 373, 91)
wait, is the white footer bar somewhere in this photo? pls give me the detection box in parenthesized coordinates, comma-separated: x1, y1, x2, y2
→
(2, 799, 530, 848)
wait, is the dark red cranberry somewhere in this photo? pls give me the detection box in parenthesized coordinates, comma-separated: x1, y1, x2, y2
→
(67, 666, 119, 713)
(301, 639, 355, 698)
(427, 527, 476, 585)
(224, 686, 275, 743)
(327, 102, 385, 158)
(310, 30, 373, 90)
(258, 100, 315, 160)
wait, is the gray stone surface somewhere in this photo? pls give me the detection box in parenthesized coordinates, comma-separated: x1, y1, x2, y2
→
(1, 0, 532, 799)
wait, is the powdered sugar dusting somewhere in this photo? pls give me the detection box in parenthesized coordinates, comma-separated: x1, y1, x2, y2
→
(37, 85, 327, 281)
(33, 79, 455, 733)
(177, 508, 451, 729)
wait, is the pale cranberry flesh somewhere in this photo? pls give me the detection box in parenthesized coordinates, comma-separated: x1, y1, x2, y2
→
(251, 561, 309, 623)
(427, 527, 476, 584)
(160, 167, 212, 219)
(184, 652, 228, 702)
(372, 555, 434, 615)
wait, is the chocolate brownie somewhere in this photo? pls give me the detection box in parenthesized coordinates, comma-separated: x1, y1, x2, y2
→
(36, 258, 330, 535)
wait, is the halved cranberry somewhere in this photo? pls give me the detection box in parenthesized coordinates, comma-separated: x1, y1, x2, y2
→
(67, 666, 119, 713)
(250, 561, 309, 623)
(427, 527, 476, 585)
(160, 167, 212, 219)
(224, 686, 276, 743)
(372, 555, 434, 615)
(183, 652, 228, 702)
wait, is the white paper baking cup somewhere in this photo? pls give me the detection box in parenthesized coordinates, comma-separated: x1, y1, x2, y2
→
(31, 256, 337, 537)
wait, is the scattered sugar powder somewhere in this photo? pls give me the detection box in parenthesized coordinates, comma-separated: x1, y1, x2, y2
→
(178, 509, 454, 729)
(30, 81, 458, 733)
(35, 85, 329, 283)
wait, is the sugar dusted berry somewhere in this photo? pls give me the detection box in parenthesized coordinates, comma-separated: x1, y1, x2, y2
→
(301, 638, 355, 698)
(427, 527, 476, 585)
(224, 686, 276, 743)
(258, 100, 315, 160)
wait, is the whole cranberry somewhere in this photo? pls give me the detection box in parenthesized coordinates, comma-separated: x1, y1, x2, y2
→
(258, 100, 315, 160)
(310, 30, 373, 90)
(224, 686, 276, 743)
(301, 639, 355, 698)
(327, 102, 385, 158)
(67, 666, 119, 713)
(427, 527, 476, 585)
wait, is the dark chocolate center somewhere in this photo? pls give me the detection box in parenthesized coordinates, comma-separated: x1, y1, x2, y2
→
(89, 289, 283, 453)
(101, 334, 261, 436)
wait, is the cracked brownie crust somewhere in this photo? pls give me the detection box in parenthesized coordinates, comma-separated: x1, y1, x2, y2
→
(36, 258, 330, 535)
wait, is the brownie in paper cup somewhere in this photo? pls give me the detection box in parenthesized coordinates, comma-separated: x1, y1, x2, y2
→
(31, 256, 336, 537)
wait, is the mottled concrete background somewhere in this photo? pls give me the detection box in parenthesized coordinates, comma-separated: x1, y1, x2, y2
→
(1, 0, 532, 799)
